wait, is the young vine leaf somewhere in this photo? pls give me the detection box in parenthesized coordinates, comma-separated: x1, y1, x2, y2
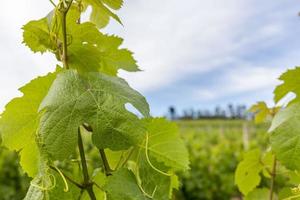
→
(105, 168, 149, 200)
(244, 188, 269, 200)
(141, 118, 190, 171)
(269, 66, 300, 171)
(22, 17, 55, 53)
(23, 6, 138, 75)
(235, 149, 263, 195)
(0, 68, 60, 177)
(274, 66, 300, 104)
(249, 102, 280, 124)
(269, 102, 300, 170)
(133, 152, 177, 200)
(38, 70, 149, 160)
(82, 0, 123, 29)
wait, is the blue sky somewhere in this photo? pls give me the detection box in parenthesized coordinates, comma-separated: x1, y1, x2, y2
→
(0, 0, 299, 116)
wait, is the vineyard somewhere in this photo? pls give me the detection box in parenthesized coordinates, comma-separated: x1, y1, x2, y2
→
(1, 119, 300, 199)
(0, 120, 273, 199)
(1, 0, 300, 200)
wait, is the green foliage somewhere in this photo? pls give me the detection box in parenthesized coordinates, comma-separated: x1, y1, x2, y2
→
(39, 70, 149, 160)
(22, 5, 137, 75)
(269, 103, 300, 170)
(22, 17, 55, 53)
(244, 188, 269, 200)
(178, 120, 247, 200)
(249, 102, 279, 124)
(176, 120, 294, 200)
(236, 66, 300, 200)
(141, 118, 189, 171)
(66, 9, 139, 74)
(82, 0, 123, 29)
(105, 168, 148, 199)
(0, 148, 30, 200)
(235, 149, 263, 195)
(0, 1, 189, 199)
(0, 69, 60, 177)
(268, 66, 300, 199)
(274, 67, 300, 104)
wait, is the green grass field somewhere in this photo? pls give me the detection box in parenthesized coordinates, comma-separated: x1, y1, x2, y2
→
(0, 120, 272, 200)
(175, 120, 270, 200)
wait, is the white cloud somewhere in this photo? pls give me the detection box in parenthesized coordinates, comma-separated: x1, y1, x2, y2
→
(192, 65, 281, 101)
(113, 0, 249, 91)
(104, 0, 294, 95)
(0, 0, 298, 114)
(0, 1, 56, 110)
(191, 55, 298, 104)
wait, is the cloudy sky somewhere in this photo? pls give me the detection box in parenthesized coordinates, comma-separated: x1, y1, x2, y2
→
(0, 0, 299, 116)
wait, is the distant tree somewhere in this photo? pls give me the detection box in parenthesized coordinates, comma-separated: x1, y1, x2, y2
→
(214, 106, 221, 118)
(204, 110, 211, 118)
(168, 106, 176, 120)
(228, 104, 235, 119)
(182, 110, 192, 120)
(197, 110, 203, 119)
(190, 108, 196, 119)
(221, 110, 226, 119)
(236, 105, 247, 119)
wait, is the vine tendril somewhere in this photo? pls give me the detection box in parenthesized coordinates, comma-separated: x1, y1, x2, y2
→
(53, 165, 69, 192)
(145, 132, 172, 177)
(30, 171, 56, 191)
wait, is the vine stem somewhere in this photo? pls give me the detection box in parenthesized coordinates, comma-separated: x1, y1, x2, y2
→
(49, 0, 56, 7)
(82, 124, 113, 176)
(269, 156, 277, 200)
(99, 149, 112, 176)
(61, 12, 69, 69)
(269, 111, 278, 200)
(59, 0, 73, 69)
(57, 1, 97, 198)
(78, 128, 97, 200)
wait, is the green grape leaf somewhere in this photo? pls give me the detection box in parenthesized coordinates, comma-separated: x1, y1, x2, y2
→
(22, 17, 54, 53)
(25, 166, 81, 200)
(102, 0, 123, 10)
(235, 149, 263, 195)
(268, 103, 299, 133)
(48, 172, 81, 200)
(269, 103, 300, 170)
(249, 102, 269, 123)
(141, 118, 189, 171)
(244, 188, 269, 200)
(274, 67, 300, 103)
(249, 102, 277, 124)
(24, 175, 50, 200)
(105, 148, 133, 170)
(39, 70, 150, 160)
(24, 162, 53, 200)
(261, 151, 274, 178)
(22, 7, 138, 75)
(105, 168, 149, 200)
(68, 43, 103, 72)
(134, 153, 175, 200)
(279, 187, 300, 200)
(0, 69, 60, 177)
(82, 0, 123, 29)
(67, 20, 139, 75)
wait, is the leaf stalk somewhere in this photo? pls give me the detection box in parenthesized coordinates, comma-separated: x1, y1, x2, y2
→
(78, 128, 97, 200)
(58, 0, 73, 69)
(99, 149, 113, 176)
(269, 156, 277, 200)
